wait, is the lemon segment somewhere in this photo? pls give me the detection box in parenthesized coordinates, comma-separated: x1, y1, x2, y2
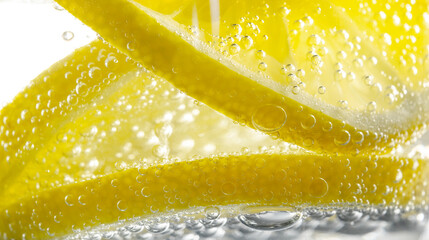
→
(53, 0, 429, 154)
(0, 41, 140, 195)
(1, 153, 428, 239)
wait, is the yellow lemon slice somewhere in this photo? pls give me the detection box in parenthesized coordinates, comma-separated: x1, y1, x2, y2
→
(1, 153, 428, 239)
(52, 0, 429, 154)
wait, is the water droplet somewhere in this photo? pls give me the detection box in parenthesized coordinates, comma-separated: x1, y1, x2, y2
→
(238, 210, 302, 231)
(252, 105, 287, 132)
(309, 178, 328, 198)
(62, 31, 74, 41)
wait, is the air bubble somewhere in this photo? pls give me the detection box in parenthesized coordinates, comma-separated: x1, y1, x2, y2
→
(309, 178, 328, 198)
(279, 7, 291, 16)
(338, 100, 348, 109)
(256, 50, 266, 59)
(76, 83, 88, 96)
(205, 206, 221, 220)
(258, 62, 268, 71)
(230, 24, 242, 35)
(334, 130, 351, 146)
(117, 200, 127, 212)
(241, 36, 253, 49)
(62, 31, 74, 41)
(292, 86, 300, 95)
(89, 67, 101, 79)
(367, 101, 377, 112)
(105, 56, 118, 69)
(65, 195, 74, 206)
(252, 105, 287, 132)
(336, 51, 347, 60)
(126, 41, 136, 51)
(363, 75, 374, 86)
(318, 86, 326, 94)
(337, 209, 363, 223)
(335, 70, 346, 81)
(307, 34, 322, 46)
(311, 55, 322, 67)
(394, 169, 403, 183)
(301, 114, 316, 130)
(221, 182, 236, 195)
(229, 43, 240, 55)
(352, 131, 365, 144)
(296, 69, 305, 78)
(238, 210, 302, 231)
(147, 222, 169, 233)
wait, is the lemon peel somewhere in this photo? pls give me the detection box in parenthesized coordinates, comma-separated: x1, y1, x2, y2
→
(53, 0, 429, 154)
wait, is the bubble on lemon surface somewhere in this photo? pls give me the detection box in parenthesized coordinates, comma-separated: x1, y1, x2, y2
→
(251, 105, 287, 132)
(309, 178, 328, 198)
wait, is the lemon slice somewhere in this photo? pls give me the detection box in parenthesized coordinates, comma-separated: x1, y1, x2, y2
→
(52, 0, 429, 154)
(1, 153, 429, 239)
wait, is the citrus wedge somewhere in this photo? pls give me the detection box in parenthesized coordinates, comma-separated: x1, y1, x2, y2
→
(52, 0, 429, 154)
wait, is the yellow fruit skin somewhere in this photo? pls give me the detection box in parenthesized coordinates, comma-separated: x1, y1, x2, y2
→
(0, 41, 139, 201)
(1, 153, 428, 239)
(52, 0, 423, 155)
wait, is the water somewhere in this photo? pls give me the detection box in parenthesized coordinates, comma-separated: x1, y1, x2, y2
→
(64, 205, 429, 240)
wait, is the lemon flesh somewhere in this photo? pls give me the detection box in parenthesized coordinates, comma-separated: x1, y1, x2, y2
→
(52, 0, 429, 154)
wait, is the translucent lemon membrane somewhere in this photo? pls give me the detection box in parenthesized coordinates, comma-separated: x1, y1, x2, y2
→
(53, 0, 429, 154)
(0, 40, 429, 239)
